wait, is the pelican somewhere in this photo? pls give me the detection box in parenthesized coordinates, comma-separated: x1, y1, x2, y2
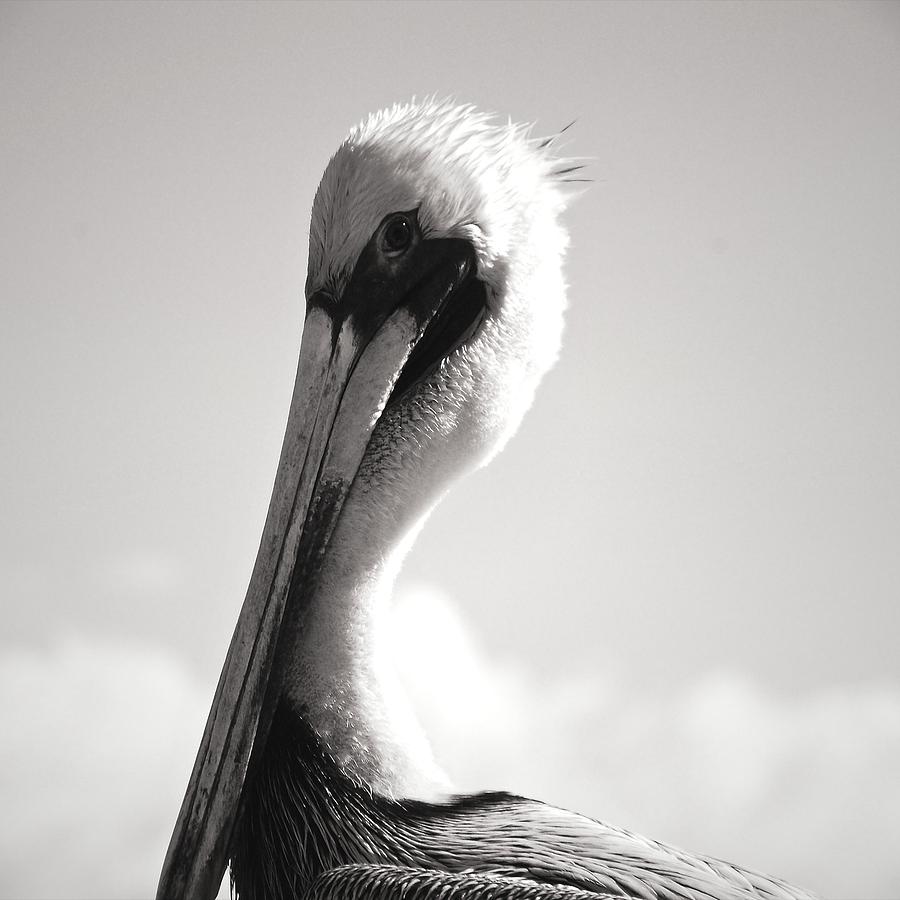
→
(157, 101, 815, 900)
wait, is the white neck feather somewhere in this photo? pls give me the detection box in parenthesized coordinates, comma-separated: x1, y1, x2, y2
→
(281, 474, 452, 802)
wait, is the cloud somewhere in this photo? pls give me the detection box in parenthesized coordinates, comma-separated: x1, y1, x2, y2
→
(0, 637, 221, 899)
(390, 584, 900, 900)
(1, 590, 898, 899)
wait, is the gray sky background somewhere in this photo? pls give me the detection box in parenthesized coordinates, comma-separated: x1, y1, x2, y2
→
(1, 2, 899, 898)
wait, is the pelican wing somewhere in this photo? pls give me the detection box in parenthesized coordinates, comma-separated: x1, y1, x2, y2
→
(312, 864, 621, 899)
(404, 797, 815, 900)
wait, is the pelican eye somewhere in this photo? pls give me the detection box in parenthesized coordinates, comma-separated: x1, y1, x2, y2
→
(381, 214, 414, 255)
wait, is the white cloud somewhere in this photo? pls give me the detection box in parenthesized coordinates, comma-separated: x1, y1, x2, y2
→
(390, 584, 900, 900)
(0, 637, 218, 899)
(2, 593, 899, 899)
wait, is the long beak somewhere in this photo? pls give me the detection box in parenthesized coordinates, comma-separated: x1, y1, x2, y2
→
(157, 239, 474, 900)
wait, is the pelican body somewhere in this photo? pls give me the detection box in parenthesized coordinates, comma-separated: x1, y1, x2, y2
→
(157, 102, 814, 900)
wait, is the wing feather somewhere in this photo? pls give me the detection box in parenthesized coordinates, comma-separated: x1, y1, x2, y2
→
(311, 864, 621, 900)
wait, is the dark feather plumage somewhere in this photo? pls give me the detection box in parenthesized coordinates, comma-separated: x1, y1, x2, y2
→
(229, 705, 815, 900)
(312, 864, 619, 899)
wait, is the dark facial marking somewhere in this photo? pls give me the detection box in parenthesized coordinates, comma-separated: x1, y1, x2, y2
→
(305, 210, 486, 402)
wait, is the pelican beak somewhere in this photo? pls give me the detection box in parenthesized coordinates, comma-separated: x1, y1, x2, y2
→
(156, 235, 478, 900)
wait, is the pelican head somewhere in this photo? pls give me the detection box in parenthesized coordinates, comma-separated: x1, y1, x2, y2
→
(158, 100, 573, 899)
(306, 100, 570, 485)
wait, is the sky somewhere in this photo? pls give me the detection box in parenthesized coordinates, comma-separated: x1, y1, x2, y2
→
(1, 1, 899, 897)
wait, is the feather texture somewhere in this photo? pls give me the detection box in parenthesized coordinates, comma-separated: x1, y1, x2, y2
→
(312, 864, 618, 899)
(307, 99, 572, 303)
(230, 706, 815, 900)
